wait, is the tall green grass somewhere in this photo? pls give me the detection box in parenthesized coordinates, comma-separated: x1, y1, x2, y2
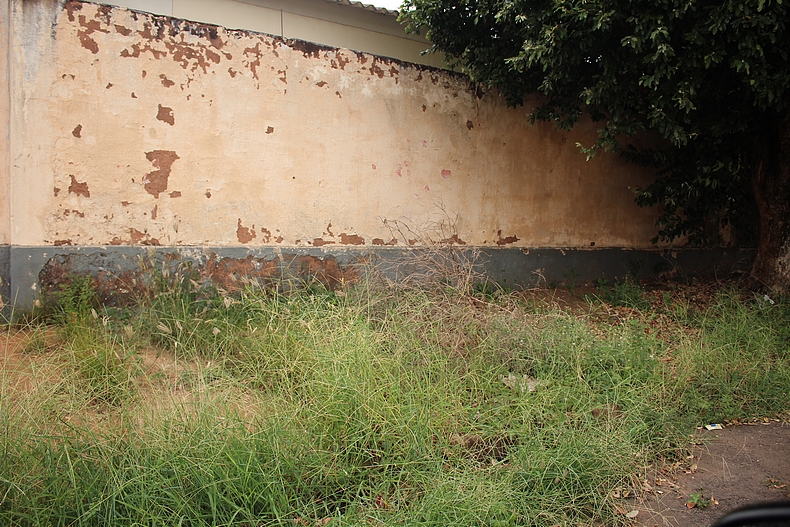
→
(1, 268, 788, 526)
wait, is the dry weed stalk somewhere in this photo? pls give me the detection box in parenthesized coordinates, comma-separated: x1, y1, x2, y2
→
(377, 206, 485, 295)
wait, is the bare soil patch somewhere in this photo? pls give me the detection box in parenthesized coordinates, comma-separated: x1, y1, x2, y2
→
(638, 422, 790, 527)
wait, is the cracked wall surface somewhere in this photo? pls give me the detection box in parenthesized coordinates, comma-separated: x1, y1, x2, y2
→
(9, 0, 663, 252)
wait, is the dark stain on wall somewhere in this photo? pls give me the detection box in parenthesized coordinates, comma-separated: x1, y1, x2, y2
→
(369, 62, 385, 78)
(39, 254, 149, 306)
(138, 20, 167, 40)
(207, 27, 224, 49)
(96, 5, 113, 25)
(65, 1, 82, 22)
(130, 228, 160, 245)
(330, 53, 350, 70)
(243, 43, 262, 80)
(165, 39, 221, 73)
(71, 0, 483, 104)
(39, 251, 361, 307)
(236, 218, 256, 243)
(340, 233, 364, 245)
(312, 238, 334, 247)
(159, 74, 175, 87)
(203, 253, 359, 291)
(496, 230, 519, 246)
(78, 29, 100, 53)
(120, 43, 167, 59)
(203, 254, 277, 291)
(372, 238, 397, 246)
(288, 39, 332, 59)
(72, 124, 82, 138)
(68, 175, 90, 198)
(439, 234, 466, 246)
(73, 9, 111, 55)
(156, 104, 175, 125)
(259, 227, 272, 242)
(144, 150, 180, 198)
(289, 254, 360, 290)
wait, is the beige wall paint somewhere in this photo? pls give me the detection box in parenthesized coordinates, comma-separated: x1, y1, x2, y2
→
(8, 1, 662, 250)
(0, 0, 9, 245)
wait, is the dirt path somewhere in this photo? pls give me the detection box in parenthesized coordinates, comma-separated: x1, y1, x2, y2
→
(638, 422, 790, 527)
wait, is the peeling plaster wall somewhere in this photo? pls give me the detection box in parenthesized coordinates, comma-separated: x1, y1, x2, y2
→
(107, 0, 445, 68)
(11, 0, 664, 253)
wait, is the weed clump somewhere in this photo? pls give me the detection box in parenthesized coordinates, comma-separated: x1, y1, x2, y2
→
(598, 278, 649, 310)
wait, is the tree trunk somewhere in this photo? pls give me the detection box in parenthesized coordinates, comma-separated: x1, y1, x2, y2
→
(750, 109, 790, 293)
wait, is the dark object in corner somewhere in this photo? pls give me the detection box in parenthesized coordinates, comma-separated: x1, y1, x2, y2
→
(711, 501, 790, 527)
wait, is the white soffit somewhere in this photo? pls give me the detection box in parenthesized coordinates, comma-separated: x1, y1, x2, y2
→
(324, 0, 397, 16)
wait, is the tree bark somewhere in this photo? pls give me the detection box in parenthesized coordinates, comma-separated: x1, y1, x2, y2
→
(750, 109, 790, 293)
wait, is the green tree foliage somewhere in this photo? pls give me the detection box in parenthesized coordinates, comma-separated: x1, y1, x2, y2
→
(402, 0, 790, 289)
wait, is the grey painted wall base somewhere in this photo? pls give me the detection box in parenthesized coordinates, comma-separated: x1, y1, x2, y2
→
(3, 245, 756, 313)
(0, 245, 10, 312)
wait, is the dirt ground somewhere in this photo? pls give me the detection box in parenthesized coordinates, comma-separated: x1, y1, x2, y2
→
(637, 422, 790, 527)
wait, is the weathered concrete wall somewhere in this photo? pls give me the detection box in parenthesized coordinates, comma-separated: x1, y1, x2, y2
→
(2, 0, 750, 310)
(1, 0, 10, 246)
(1, 0, 12, 307)
(107, 0, 445, 68)
(13, 0, 662, 250)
